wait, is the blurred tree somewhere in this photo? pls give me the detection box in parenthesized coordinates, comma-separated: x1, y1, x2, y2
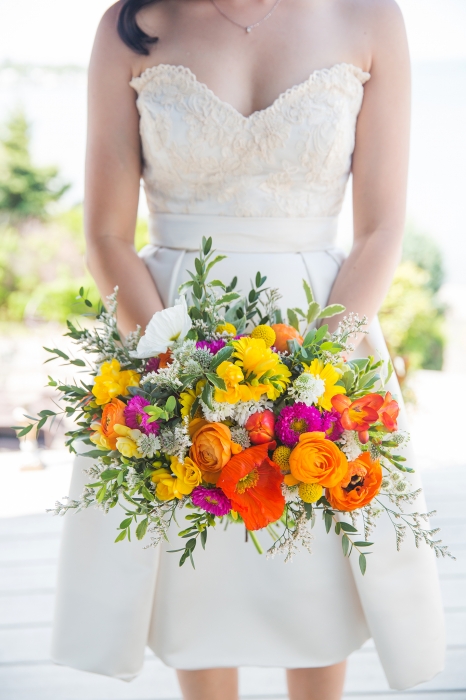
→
(402, 222, 445, 294)
(380, 227, 446, 378)
(0, 111, 69, 220)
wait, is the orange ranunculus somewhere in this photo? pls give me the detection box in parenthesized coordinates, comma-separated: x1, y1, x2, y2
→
(189, 419, 242, 484)
(331, 393, 384, 444)
(270, 324, 303, 353)
(378, 391, 399, 432)
(217, 442, 285, 530)
(326, 451, 382, 511)
(289, 431, 348, 488)
(92, 398, 126, 450)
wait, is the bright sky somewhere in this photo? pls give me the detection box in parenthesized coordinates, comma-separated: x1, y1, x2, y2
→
(0, 0, 465, 65)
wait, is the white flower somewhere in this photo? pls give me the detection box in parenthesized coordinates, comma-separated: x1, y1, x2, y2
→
(338, 430, 362, 461)
(233, 397, 273, 426)
(230, 426, 251, 449)
(288, 373, 325, 406)
(201, 398, 235, 423)
(131, 296, 192, 359)
(136, 433, 160, 459)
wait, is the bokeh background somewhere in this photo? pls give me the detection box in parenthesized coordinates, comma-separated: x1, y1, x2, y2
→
(0, 1, 465, 699)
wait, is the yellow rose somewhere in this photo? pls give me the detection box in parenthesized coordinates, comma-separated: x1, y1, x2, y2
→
(214, 361, 246, 403)
(92, 359, 140, 406)
(179, 379, 206, 419)
(170, 456, 202, 496)
(113, 423, 142, 458)
(156, 477, 177, 501)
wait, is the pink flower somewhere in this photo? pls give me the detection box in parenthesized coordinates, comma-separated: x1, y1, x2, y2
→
(196, 339, 226, 354)
(275, 404, 342, 447)
(276, 404, 323, 447)
(145, 357, 160, 373)
(124, 396, 160, 435)
(191, 486, 232, 516)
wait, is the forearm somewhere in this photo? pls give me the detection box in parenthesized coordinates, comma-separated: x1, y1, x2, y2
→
(325, 227, 403, 339)
(86, 236, 163, 335)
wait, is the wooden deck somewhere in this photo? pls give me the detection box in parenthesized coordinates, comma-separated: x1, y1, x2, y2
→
(0, 461, 465, 700)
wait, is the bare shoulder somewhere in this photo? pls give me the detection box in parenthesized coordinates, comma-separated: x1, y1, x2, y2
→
(90, 2, 137, 79)
(357, 0, 408, 64)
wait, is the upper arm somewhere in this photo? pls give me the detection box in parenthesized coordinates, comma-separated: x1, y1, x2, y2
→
(85, 3, 142, 247)
(351, 0, 411, 241)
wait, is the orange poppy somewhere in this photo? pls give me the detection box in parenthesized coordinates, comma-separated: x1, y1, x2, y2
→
(217, 442, 285, 531)
(378, 391, 399, 432)
(331, 393, 384, 444)
(326, 451, 382, 511)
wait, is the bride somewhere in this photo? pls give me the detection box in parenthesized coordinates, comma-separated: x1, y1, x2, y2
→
(51, 1, 445, 699)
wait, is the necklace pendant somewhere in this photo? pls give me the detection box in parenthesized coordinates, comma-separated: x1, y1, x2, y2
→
(246, 25, 252, 33)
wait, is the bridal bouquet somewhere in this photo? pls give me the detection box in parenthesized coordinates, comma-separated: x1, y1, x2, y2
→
(19, 238, 450, 573)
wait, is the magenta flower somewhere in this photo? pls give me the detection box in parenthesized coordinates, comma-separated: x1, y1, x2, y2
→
(124, 396, 160, 435)
(145, 357, 160, 373)
(321, 409, 344, 441)
(191, 486, 232, 516)
(276, 404, 323, 447)
(196, 339, 226, 354)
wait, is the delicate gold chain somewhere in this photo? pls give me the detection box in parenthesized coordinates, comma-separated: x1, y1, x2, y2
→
(210, 0, 284, 33)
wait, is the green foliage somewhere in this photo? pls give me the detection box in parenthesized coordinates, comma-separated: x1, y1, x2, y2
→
(403, 223, 445, 294)
(380, 260, 445, 372)
(0, 111, 69, 220)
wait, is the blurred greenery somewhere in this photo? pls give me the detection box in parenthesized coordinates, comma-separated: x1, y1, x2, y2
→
(0, 111, 447, 378)
(379, 227, 446, 375)
(0, 111, 69, 220)
(0, 112, 149, 324)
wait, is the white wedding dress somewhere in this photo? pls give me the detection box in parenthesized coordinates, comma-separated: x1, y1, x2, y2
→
(51, 63, 445, 690)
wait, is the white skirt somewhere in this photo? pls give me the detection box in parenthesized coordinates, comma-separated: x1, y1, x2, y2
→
(51, 215, 445, 690)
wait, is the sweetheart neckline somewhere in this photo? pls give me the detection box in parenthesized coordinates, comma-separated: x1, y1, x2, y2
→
(130, 62, 371, 121)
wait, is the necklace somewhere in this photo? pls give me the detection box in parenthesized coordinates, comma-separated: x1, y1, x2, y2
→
(210, 0, 284, 34)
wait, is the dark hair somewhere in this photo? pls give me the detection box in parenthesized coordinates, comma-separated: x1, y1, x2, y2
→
(117, 0, 159, 55)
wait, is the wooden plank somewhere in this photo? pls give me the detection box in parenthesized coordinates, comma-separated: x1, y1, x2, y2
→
(0, 563, 57, 593)
(0, 537, 60, 563)
(0, 656, 179, 700)
(344, 648, 466, 694)
(0, 593, 54, 626)
(0, 514, 62, 538)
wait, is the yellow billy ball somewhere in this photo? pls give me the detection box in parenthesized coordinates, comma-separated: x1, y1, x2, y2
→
(216, 323, 237, 335)
(251, 324, 276, 348)
(298, 482, 323, 503)
(272, 445, 292, 473)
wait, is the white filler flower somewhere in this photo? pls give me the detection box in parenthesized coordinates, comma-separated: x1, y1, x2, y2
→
(131, 296, 192, 359)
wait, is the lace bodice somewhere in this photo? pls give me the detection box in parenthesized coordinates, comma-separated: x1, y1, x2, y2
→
(130, 63, 370, 218)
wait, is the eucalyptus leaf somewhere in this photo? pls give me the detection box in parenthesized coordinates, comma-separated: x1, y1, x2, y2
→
(136, 518, 148, 540)
(342, 533, 350, 556)
(359, 553, 367, 575)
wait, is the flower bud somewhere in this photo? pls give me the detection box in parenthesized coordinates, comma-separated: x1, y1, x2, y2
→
(245, 409, 275, 444)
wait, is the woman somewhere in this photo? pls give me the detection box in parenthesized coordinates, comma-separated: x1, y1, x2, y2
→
(52, 1, 445, 698)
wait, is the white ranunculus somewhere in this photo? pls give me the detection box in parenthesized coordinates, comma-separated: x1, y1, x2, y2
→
(131, 296, 192, 359)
